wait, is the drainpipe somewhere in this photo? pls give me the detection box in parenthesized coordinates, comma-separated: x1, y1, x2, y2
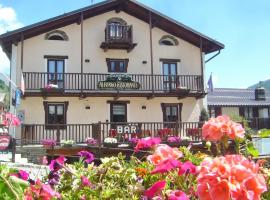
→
(149, 11, 154, 95)
(199, 38, 204, 92)
(80, 12, 84, 97)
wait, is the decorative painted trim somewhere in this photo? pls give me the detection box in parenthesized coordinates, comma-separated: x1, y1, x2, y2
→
(159, 35, 179, 46)
(45, 30, 69, 41)
(107, 17, 127, 25)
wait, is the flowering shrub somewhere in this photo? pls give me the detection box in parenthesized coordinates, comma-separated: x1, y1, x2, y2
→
(0, 116, 269, 199)
(202, 115, 245, 142)
(41, 139, 56, 147)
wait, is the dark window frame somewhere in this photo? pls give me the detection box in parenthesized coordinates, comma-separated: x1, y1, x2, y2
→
(106, 58, 129, 73)
(43, 101, 69, 129)
(47, 58, 65, 88)
(161, 103, 182, 123)
(110, 102, 128, 128)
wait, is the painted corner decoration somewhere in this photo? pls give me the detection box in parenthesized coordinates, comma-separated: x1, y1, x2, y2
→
(98, 74, 140, 90)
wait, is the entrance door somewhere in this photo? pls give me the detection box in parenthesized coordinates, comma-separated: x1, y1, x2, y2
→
(163, 62, 178, 91)
(110, 103, 127, 125)
(47, 59, 64, 88)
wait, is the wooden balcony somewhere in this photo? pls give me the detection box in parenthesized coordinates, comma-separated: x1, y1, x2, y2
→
(21, 121, 203, 145)
(23, 72, 205, 98)
(100, 24, 137, 52)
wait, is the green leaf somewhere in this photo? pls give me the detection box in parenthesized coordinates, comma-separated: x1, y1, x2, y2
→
(246, 142, 259, 157)
(259, 129, 270, 138)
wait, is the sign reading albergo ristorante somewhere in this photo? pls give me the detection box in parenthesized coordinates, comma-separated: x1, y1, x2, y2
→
(98, 74, 140, 90)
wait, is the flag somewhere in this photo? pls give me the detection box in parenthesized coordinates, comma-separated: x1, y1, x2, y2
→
(15, 89, 21, 107)
(207, 73, 214, 92)
(20, 74, 25, 95)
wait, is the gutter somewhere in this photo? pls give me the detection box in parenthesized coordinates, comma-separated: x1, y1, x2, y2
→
(205, 50, 221, 63)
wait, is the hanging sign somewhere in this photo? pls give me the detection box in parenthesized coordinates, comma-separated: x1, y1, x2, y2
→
(97, 74, 140, 90)
(0, 135, 11, 150)
(98, 81, 140, 90)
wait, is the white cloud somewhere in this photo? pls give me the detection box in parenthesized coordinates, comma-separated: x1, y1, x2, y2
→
(0, 4, 23, 74)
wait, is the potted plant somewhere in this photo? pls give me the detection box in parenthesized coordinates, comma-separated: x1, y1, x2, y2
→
(60, 140, 75, 147)
(85, 137, 98, 147)
(41, 139, 56, 148)
(103, 137, 118, 148)
(166, 136, 181, 147)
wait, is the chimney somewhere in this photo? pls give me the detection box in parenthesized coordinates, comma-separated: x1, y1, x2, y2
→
(255, 82, 266, 100)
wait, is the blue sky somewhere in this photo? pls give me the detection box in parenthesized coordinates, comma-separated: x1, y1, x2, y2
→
(0, 0, 269, 88)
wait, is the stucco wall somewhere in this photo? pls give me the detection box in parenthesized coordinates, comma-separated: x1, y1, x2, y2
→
(15, 11, 201, 76)
(18, 97, 203, 124)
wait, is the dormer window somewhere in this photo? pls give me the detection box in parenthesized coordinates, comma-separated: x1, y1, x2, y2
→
(159, 35, 179, 46)
(45, 30, 69, 41)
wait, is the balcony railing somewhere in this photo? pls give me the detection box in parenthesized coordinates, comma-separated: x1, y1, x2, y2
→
(21, 121, 203, 145)
(100, 24, 136, 52)
(23, 72, 203, 94)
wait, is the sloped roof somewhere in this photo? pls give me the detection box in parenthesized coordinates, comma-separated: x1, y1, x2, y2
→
(0, 0, 224, 58)
(207, 88, 270, 107)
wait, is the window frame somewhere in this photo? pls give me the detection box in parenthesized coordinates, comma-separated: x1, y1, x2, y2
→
(46, 58, 65, 88)
(106, 58, 129, 73)
(43, 101, 69, 129)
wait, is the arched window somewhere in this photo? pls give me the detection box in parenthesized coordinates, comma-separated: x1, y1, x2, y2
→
(45, 30, 69, 41)
(159, 35, 178, 46)
(107, 17, 127, 38)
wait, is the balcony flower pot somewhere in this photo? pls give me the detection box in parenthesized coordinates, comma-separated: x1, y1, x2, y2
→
(60, 140, 75, 148)
(103, 137, 118, 148)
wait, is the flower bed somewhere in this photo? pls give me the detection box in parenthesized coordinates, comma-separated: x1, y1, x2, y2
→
(1, 116, 270, 199)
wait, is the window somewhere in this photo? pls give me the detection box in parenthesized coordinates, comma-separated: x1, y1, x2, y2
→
(161, 103, 182, 122)
(45, 30, 69, 41)
(43, 102, 68, 128)
(161, 60, 179, 90)
(159, 35, 179, 46)
(106, 58, 129, 73)
(47, 59, 65, 88)
(48, 35, 64, 41)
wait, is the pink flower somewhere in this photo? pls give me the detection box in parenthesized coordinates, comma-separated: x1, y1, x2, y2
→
(49, 156, 66, 172)
(151, 159, 181, 174)
(147, 144, 182, 165)
(168, 190, 189, 200)
(144, 180, 166, 199)
(197, 155, 267, 200)
(134, 137, 161, 152)
(19, 170, 29, 181)
(178, 161, 197, 175)
(81, 176, 91, 187)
